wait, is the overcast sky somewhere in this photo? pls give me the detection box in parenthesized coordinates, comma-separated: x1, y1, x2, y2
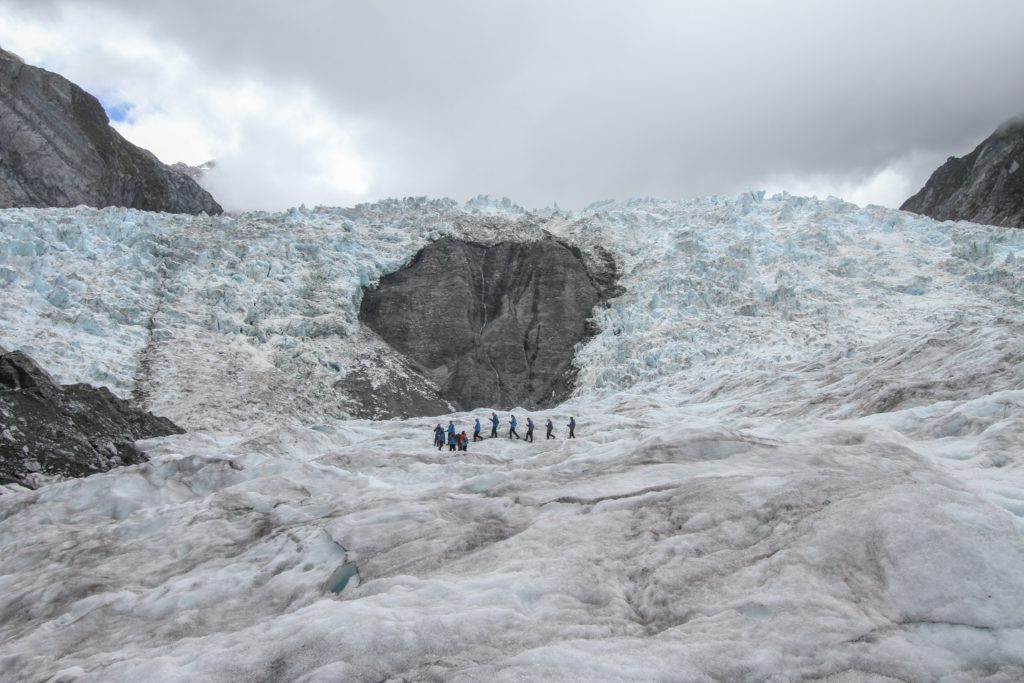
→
(2, 0, 1023, 212)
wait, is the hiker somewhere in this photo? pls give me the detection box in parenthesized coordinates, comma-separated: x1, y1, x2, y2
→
(433, 424, 444, 450)
(508, 414, 520, 439)
(447, 420, 456, 442)
(460, 431, 469, 451)
(567, 416, 576, 439)
(473, 417, 483, 441)
(525, 417, 534, 442)
(448, 429, 458, 451)
(546, 418, 555, 439)
(490, 412, 499, 438)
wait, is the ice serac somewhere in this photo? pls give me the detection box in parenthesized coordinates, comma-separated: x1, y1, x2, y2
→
(902, 116, 1024, 228)
(360, 236, 621, 413)
(0, 347, 183, 488)
(0, 48, 222, 215)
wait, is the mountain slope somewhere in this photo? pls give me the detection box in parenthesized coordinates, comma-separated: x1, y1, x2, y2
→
(0, 48, 222, 215)
(902, 117, 1024, 228)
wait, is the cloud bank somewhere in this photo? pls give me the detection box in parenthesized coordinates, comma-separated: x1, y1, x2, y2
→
(2, 0, 1023, 211)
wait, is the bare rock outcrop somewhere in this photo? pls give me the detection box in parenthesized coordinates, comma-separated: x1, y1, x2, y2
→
(0, 345, 184, 489)
(902, 117, 1024, 229)
(0, 48, 222, 215)
(359, 237, 621, 414)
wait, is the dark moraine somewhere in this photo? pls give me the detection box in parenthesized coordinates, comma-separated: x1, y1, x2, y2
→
(0, 346, 183, 489)
(359, 236, 622, 414)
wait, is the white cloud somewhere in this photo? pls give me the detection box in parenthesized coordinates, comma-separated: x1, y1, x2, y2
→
(113, 115, 212, 166)
(754, 149, 949, 210)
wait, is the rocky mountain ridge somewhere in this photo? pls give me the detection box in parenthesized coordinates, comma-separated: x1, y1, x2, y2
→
(902, 117, 1024, 228)
(0, 47, 222, 215)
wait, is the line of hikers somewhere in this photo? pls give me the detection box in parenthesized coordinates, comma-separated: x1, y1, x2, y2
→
(433, 413, 577, 451)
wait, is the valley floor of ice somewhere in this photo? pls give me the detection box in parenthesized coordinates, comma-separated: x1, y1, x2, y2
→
(3, 396, 1024, 682)
(2, 193, 1024, 680)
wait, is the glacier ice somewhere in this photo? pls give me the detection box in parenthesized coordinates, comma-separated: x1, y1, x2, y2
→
(2, 193, 1022, 430)
(1, 410, 1023, 681)
(1, 193, 1024, 680)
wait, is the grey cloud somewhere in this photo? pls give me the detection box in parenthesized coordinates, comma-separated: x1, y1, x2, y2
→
(4, 0, 1024, 209)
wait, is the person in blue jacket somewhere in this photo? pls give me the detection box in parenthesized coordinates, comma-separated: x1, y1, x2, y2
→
(448, 429, 458, 451)
(447, 420, 456, 441)
(490, 412, 499, 438)
(473, 417, 483, 441)
(433, 424, 444, 450)
(508, 414, 520, 439)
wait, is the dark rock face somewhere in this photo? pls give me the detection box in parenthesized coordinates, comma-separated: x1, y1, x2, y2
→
(360, 237, 621, 414)
(902, 117, 1024, 228)
(0, 347, 184, 489)
(0, 48, 222, 215)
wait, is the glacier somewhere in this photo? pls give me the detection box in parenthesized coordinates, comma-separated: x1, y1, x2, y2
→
(1, 193, 1024, 681)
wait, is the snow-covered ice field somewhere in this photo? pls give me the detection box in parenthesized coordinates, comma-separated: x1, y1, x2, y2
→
(2, 194, 1024, 680)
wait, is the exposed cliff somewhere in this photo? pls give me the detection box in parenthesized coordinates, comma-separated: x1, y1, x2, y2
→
(902, 118, 1024, 228)
(0, 345, 183, 489)
(360, 236, 621, 413)
(0, 48, 222, 215)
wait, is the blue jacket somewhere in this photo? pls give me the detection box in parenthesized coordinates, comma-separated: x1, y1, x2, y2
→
(447, 423, 455, 436)
(510, 417, 518, 427)
(474, 418, 481, 432)
(491, 414, 499, 427)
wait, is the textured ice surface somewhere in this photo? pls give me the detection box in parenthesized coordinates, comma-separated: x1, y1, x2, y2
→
(2, 194, 1024, 680)
(2, 193, 1021, 430)
(0, 200, 560, 429)
(572, 194, 1024, 407)
(1, 407, 1023, 681)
